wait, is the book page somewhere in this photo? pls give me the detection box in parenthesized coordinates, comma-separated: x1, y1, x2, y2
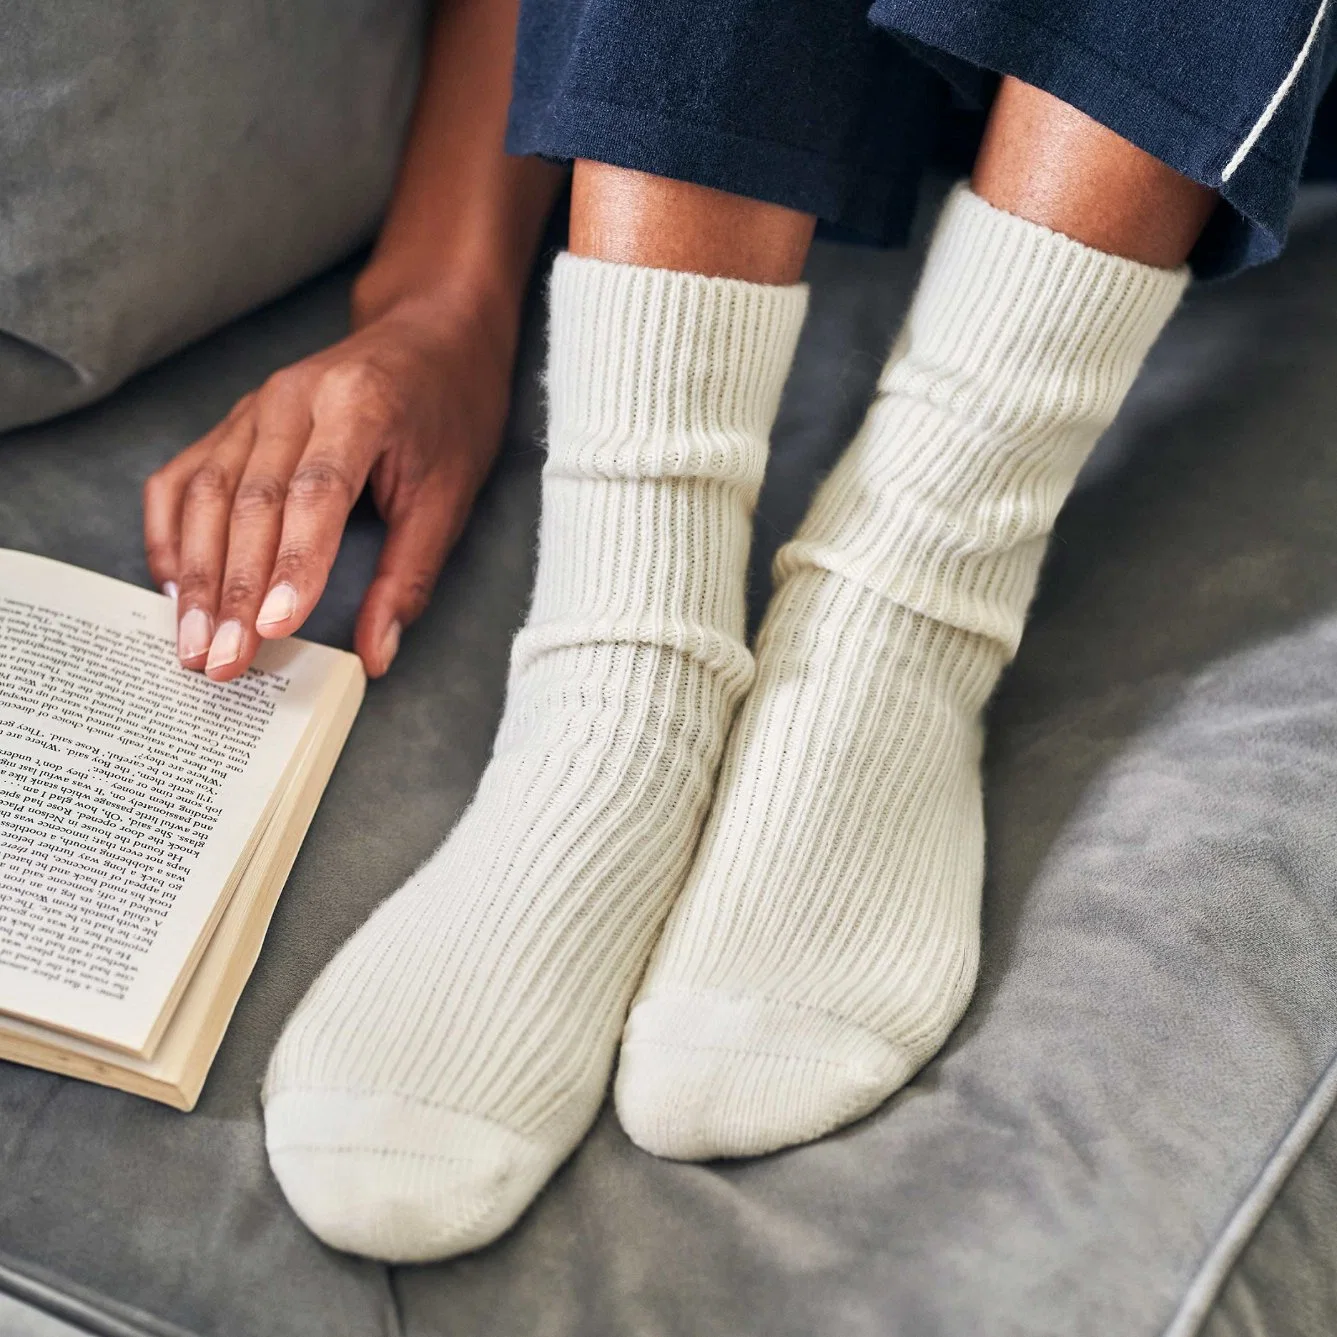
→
(0, 549, 351, 1053)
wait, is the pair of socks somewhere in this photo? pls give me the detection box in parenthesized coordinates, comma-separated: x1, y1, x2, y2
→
(263, 185, 1187, 1261)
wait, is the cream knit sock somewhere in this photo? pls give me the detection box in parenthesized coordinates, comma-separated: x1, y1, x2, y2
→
(616, 185, 1187, 1160)
(263, 255, 806, 1259)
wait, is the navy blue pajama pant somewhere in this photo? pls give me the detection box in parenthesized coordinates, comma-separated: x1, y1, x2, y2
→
(507, 0, 1337, 278)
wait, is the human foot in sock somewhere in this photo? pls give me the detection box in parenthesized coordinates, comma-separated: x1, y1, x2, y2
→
(263, 256, 806, 1259)
(616, 185, 1187, 1160)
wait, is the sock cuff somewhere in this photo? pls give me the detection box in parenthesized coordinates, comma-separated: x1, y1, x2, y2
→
(547, 253, 808, 482)
(884, 183, 1189, 422)
(777, 185, 1189, 650)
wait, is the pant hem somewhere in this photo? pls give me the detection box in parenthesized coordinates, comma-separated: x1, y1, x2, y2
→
(506, 91, 923, 247)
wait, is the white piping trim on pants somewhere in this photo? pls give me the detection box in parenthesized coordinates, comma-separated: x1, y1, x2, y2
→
(1221, 0, 1330, 183)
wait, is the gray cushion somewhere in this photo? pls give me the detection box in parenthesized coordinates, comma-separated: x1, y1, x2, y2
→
(3, 193, 1337, 1335)
(0, 0, 426, 433)
(0, 1292, 86, 1337)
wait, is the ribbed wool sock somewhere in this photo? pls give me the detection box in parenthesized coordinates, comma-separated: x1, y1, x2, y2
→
(616, 185, 1187, 1160)
(263, 255, 807, 1259)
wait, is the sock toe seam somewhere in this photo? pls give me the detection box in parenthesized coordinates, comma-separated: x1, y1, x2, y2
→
(639, 984, 968, 1057)
(635, 988, 902, 1050)
(268, 1143, 516, 1166)
(622, 1036, 896, 1071)
(265, 1086, 533, 1138)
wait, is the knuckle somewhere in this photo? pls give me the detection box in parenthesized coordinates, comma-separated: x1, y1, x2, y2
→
(232, 474, 288, 518)
(143, 539, 175, 569)
(390, 456, 434, 495)
(316, 359, 400, 422)
(288, 459, 356, 508)
(260, 367, 302, 401)
(183, 460, 235, 506)
(403, 572, 437, 611)
(175, 565, 216, 600)
(219, 573, 262, 607)
(271, 539, 318, 576)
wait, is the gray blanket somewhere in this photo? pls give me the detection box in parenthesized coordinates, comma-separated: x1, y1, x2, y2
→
(2, 194, 1337, 1335)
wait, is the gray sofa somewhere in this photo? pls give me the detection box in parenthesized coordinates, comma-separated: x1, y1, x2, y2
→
(5, 187, 1337, 1333)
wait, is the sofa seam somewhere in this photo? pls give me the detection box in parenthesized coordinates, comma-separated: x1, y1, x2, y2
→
(1162, 1044, 1337, 1336)
(0, 1253, 198, 1337)
(0, 1247, 402, 1337)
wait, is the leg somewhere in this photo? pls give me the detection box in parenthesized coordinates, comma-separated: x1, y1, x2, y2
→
(570, 162, 815, 281)
(262, 166, 812, 1260)
(972, 78, 1217, 267)
(617, 80, 1211, 1159)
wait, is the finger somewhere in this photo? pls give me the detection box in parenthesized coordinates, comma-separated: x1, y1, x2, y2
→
(353, 481, 459, 677)
(254, 368, 389, 641)
(143, 432, 223, 594)
(174, 405, 257, 670)
(205, 381, 312, 682)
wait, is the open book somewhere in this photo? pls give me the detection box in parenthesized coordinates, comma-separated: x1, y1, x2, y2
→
(0, 548, 364, 1109)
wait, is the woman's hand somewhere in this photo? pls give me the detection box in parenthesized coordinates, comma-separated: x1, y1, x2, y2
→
(141, 0, 564, 682)
(143, 296, 514, 681)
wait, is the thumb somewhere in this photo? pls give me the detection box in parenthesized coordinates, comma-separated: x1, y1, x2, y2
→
(353, 485, 458, 677)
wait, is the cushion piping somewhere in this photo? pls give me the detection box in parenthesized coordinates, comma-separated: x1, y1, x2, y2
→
(1164, 1045, 1337, 1335)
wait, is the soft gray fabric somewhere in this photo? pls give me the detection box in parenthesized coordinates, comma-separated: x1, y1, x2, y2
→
(0, 0, 427, 433)
(0, 1291, 89, 1337)
(1203, 1098, 1337, 1337)
(3, 193, 1337, 1335)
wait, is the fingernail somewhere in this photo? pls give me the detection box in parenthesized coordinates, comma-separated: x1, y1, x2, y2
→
(178, 608, 212, 661)
(206, 619, 243, 673)
(257, 582, 297, 628)
(163, 581, 178, 602)
(379, 620, 401, 671)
